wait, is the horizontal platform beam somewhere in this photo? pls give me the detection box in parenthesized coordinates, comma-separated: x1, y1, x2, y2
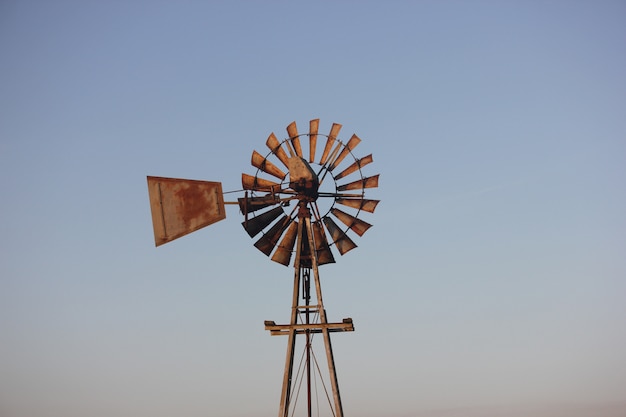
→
(264, 318, 354, 336)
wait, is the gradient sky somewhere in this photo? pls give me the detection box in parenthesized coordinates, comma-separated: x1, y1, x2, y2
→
(1, 2, 625, 417)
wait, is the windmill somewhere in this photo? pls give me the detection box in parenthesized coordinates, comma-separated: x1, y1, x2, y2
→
(147, 119, 379, 417)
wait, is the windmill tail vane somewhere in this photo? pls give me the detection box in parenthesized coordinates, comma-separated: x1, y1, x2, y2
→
(147, 118, 379, 417)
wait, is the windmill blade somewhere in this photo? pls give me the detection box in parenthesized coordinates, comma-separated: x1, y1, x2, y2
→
(333, 154, 373, 180)
(325, 141, 343, 171)
(242, 173, 282, 193)
(266, 132, 290, 168)
(271, 220, 299, 266)
(330, 207, 372, 237)
(328, 134, 361, 172)
(286, 121, 303, 157)
(319, 123, 342, 165)
(337, 174, 379, 192)
(299, 221, 313, 268)
(313, 221, 335, 265)
(147, 176, 226, 246)
(242, 206, 284, 237)
(309, 119, 319, 163)
(254, 215, 292, 256)
(251, 151, 286, 180)
(323, 216, 357, 255)
(238, 195, 280, 214)
(335, 198, 380, 213)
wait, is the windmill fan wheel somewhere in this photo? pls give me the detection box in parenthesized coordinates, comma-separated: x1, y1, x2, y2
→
(239, 119, 380, 267)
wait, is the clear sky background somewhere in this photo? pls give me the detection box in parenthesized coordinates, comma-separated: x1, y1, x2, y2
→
(1, 1, 625, 417)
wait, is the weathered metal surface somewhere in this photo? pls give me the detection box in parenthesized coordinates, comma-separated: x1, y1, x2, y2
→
(319, 123, 342, 165)
(323, 216, 357, 255)
(271, 220, 298, 265)
(286, 121, 303, 158)
(242, 206, 283, 237)
(147, 176, 225, 246)
(313, 221, 335, 265)
(333, 153, 373, 180)
(335, 197, 380, 213)
(287, 157, 317, 184)
(326, 141, 343, 171)
(308, 119, 319, 163)
(299, 219, 313, 268)
(237, 195, 279, 214)
(266, 132, 290, 168)
(251, 150, 286, 180)
(330, 208, 373, 237)
(329, 134, 361, 171)
(241, 173, 281, 192)
(337, 174, 379, 191)
(287, 157, 319, 199)
(254, 215, 291, 256)
(264, 319, 354, 335)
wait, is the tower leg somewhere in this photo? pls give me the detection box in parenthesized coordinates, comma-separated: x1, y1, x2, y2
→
(278, 221, 304, 417)
(270, 205, 350, 417)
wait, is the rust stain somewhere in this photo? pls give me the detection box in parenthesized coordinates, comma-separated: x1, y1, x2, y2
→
(174, 183, 214, 230)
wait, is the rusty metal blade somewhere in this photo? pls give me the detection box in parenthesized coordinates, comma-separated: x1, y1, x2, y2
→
(335, 198, 380, 213)
(254, 215, 292, 256)
(333, 154, 373, 180)
(242, 173, 282, 192)
(266, 132, 290, 168)
(325, 141, 343, 172)
(313, 221, 335, 265)
(337, 174, 379, 191)
(319, 123, 342, 165)
(323, 216, 357, 255)
(271, 220, 299, 266)
(330, 208, 372, 237)
(251, 150, 286, 180)
(238, 195, 280, 214)
(242, 206, 284, 237)
(328, 134, 361, 172)
(147, 176, 225, 246)
(309, 119, 319, 163)
(286, 121, 303, 158)
(299, 221, 313, 268)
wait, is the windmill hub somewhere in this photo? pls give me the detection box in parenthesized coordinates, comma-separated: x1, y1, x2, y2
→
(288, 156, 319, 201)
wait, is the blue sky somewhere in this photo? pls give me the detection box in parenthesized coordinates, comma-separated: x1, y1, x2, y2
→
(1, 1, 625, 417)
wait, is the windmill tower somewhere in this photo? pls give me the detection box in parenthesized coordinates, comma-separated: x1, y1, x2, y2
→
(147, 119, 379, 417)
